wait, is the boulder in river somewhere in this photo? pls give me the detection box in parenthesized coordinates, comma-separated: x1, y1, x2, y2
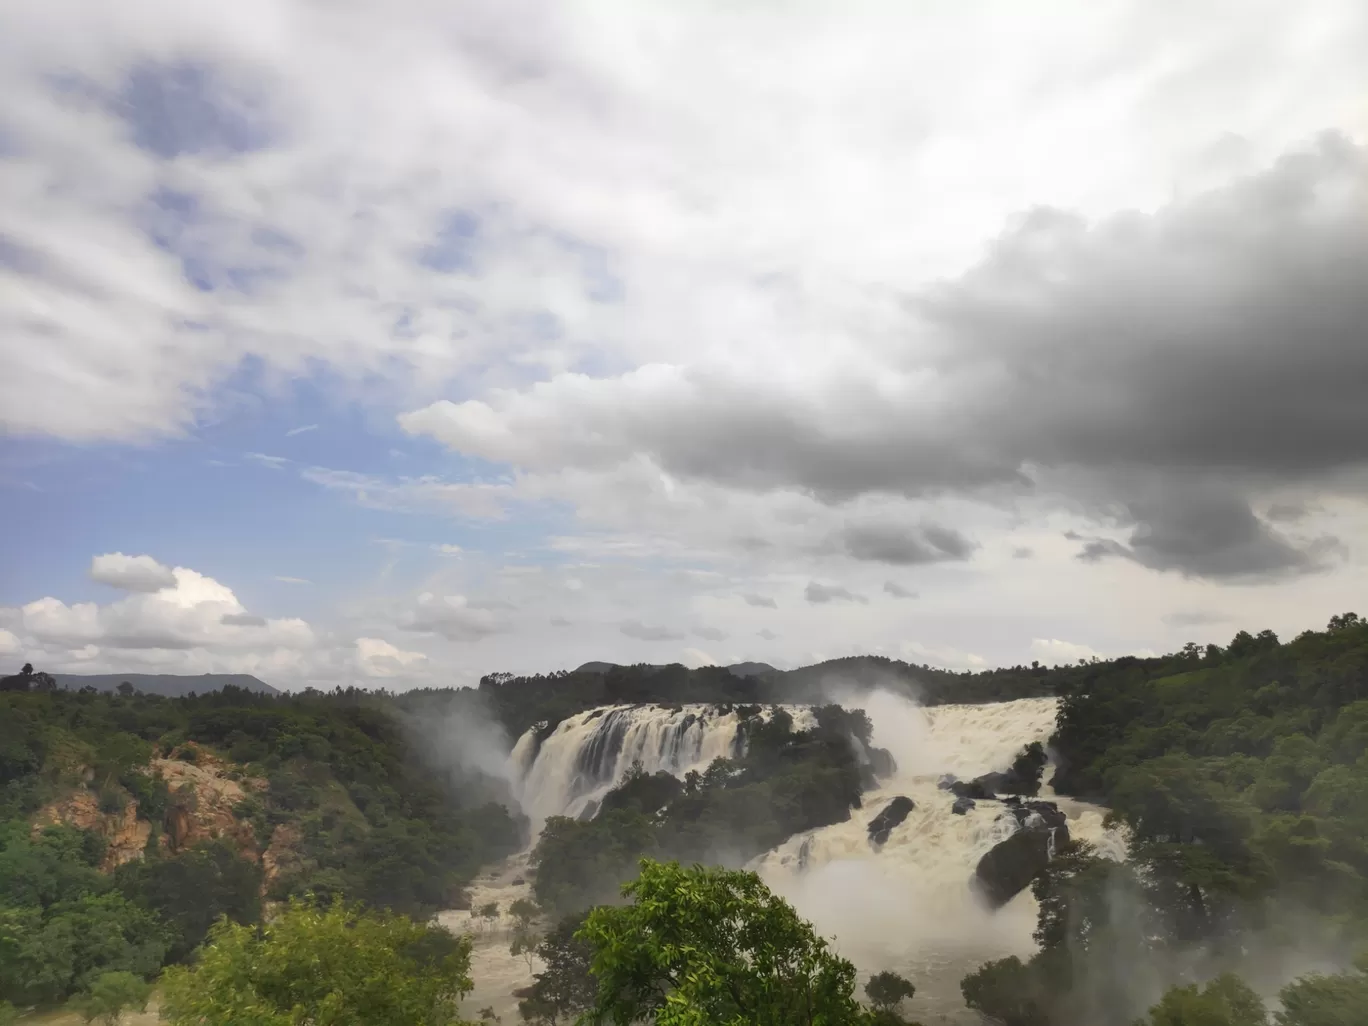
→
(951, 796, 977, 815)
(867, 795, 916, 847)
(971, 801, 1071, 908)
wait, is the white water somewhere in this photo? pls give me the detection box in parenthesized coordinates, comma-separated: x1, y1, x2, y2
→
(483, 693, 1125, 1024)
(754, 693, 1125, 1023)
(512, 703, 814, 828)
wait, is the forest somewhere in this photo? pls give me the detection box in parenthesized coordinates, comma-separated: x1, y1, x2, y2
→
(0, 681, 523, 1015)
(962, 613, 1368, 1025)
(2, 613, 1367, 1024)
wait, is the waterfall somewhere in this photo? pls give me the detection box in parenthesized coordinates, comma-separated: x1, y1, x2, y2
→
(751, 693, 1125, 1021)
(502, 691, 1125, 1024)
(512, 703, 815, 828)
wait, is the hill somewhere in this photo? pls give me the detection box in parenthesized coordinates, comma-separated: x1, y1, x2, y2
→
(572, 660, 778, 678)
(53, 672, 280, 697)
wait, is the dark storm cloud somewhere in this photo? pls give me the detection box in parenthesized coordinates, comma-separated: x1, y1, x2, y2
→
(743, 593, 778, 608)
(840, 522, 976, 565)
(406, 135, 1368, 582)
(620, 620, 684, 641)
(920, 132, 1368, 483)
(883, 581, 917, 598)
(692, 625, 727, 641)
(1069, 480, 1345, 580)
(805, 581, 867, 605)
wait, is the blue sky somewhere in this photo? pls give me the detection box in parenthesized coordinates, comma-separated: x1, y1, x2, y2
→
(3, 1, 1367, 689)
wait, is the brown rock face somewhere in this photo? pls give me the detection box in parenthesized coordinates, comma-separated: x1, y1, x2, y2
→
(33, 748, 266, 872)
(261, 822, 304, 891)
(32, 790, 151, 870)
(152, 755, 260, 858)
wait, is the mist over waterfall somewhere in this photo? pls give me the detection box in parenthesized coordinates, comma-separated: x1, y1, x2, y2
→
(511, 703, 815, 827)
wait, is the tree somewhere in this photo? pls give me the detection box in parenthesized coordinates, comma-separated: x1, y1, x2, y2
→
(115, 841, 263, 962)
(478, 901, 500, 934)
(73, 970, 153, 1026)
(508, 899, 542, 972)
(1275, 954, 1368, 1026)
(116, 682, 136, 698)
(865, 972, 915, 1013)
(1139, 974, 1267, 1026)
(160, 898, 475, 1026)
(517, 913, 596, 1025)
(576, 858, 876, 1026)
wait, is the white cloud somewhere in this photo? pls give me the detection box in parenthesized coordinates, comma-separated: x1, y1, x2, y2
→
(285, 423, 319, 437)
(405, 593, 504, 642)
(274, 576, 312, 585)
(89, 553, 176, 592)
(1030, 638, 1104, 666)
(355, 637, 427, 678)
(7, 562, 320, 680)
(2, 1, 1367, 679)
(900, 641, 988, 671)
(0, 628, 21, 656)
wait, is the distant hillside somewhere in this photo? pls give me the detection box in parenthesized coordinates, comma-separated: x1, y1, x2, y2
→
(53, 672, 280, 697)
(572, 660, 778, 679)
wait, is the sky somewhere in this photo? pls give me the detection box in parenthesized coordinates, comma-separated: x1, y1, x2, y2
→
(2, 0, 1367, 690)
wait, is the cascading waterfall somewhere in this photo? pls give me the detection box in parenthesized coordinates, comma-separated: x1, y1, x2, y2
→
(752, 692, 1125, 1022)
(503, 691, 1125, 1024)
(511, 703, 815, 828)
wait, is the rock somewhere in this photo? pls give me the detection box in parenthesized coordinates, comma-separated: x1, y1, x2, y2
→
(973, 827, 1052, 909)
(867, 796, 915, 847)
(32, 790, 150, 870)
(577, 799, 600, 822)
(951, 796, 977, 815)
(937, 774, 958, 791)
(971, 800, 1071, 908)
(262, 823, 303, 892)
(948, 778, 994, 800)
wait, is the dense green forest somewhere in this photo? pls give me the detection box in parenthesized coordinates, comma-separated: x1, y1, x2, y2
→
(0, 682, 523, 1014)
(962, 613, 1368, 1025)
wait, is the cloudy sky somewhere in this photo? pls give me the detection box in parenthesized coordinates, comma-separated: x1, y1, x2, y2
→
(2, 0, 1367, 690)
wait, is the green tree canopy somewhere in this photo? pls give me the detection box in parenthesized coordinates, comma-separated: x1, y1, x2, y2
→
(72, 970, 153, 1026)
(160, 899, 475, 1026)
(576, 858, 884, 1026)
(1137, 974, 1267, 1026)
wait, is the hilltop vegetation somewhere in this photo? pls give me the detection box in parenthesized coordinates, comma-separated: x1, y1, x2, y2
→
(437, 653, 1064, 740)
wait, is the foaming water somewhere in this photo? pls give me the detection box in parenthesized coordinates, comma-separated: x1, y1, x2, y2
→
(754, 694, 1124, 1023)
(513, 703, 814, 828)
(490, 693, 1124, 1023)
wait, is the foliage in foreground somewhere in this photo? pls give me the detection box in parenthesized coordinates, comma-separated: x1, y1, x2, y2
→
(160, 898, 476, 1026)
(574, 858, 922, 1026)
(71, 971, 153, 1026)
